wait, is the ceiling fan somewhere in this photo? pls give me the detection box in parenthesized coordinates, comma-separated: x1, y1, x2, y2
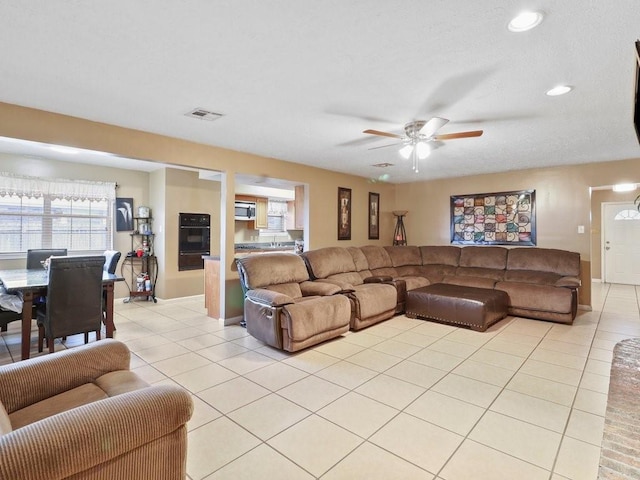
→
(363, 117, 483, 173)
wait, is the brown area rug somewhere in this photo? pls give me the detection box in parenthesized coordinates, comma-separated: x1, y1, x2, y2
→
(599, 338, 640, 479)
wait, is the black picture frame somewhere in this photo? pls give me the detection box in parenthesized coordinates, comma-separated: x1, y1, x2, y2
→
(450, 189, 536, 245)
(115, 197, 134, 232)
(338, 187, 351, 240)
(368, 192, 380, 240)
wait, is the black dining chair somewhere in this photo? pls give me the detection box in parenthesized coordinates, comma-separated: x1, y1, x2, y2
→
(0, 309, 21, 333)
(37, 255, 105, 354)
(26, 248, 68, 270)
(102, 250, 121, 329)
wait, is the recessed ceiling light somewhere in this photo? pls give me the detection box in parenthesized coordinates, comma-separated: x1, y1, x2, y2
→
(508, 11, 544, 32)
(546, 85, 573, 96)
(49, 146, 79, 154)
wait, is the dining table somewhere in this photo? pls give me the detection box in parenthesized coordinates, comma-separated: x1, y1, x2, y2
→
(0, 268, 123, 360)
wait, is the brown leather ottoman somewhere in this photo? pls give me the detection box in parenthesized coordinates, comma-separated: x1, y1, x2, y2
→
(406, 283, 508, 332)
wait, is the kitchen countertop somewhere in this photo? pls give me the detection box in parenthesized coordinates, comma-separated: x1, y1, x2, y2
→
(234, 242, 296, 254)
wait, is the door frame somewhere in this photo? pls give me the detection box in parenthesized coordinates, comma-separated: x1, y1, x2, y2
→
(601, 201, 638, 284)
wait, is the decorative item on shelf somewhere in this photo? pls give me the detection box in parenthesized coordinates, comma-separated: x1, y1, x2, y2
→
(137, 206, 150, 218)
(393, 210, 408, 246)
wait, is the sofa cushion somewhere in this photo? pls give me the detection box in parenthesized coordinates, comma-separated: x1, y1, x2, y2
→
(94, 370, 150, 397)
(347, 247, 370, 272)
(496, 281, 573, 314)
(352, 284, 397, 319)
(504, 270, 562, 286)
(385, 246, 422, 267)
(266, 282, 303, 299)
(399, 276, 430, 291)
(420, 264, 457, 283)
(281, 295, 352, 341)
(9, 383, 108, 430)
(442, 275, 497, 289)
(507, 247, 580, 277)
(360, 246, 393, 270)
(420, 246, 461, 266)
(459, 246, 507, 269)
(369, 267, 398, 278)
(326, 271, 365, 287)
(456, 266, 505, 281)
(0, 402, 11, 435)
(303, 247, 357, 279)
(239, 253, 309, 289)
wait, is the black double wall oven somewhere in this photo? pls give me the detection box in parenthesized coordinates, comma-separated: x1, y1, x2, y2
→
(178, 213, 210, 271)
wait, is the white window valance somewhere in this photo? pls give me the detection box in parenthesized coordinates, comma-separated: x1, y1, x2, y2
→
(0, 172, 116, 201)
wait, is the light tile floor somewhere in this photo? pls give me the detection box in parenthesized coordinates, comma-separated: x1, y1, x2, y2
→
(1, 282, 638, 479)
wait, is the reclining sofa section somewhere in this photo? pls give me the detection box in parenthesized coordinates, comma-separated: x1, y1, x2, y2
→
(236, 245, 580, 352)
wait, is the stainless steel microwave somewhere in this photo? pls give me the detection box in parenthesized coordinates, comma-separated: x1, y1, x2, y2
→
(235, 201, 256, 220)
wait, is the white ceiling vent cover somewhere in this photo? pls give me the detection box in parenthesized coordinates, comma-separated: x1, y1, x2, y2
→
(185, 108, 224, 121)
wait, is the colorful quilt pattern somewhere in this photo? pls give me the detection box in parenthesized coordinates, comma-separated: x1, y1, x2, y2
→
(451, 190, 536, 245)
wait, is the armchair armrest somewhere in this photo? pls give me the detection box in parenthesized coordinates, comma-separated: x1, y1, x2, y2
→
(364, 276, 394, 284)
(0, 385, 193, 480)
(0, 339, 130, 414)
(315, 279, 355, 293)
(300, 281, 342, 296)
(246, 288, 294, 307)
(555, 276, 581, 288)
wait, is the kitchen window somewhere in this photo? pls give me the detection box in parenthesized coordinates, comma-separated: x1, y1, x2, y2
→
(0, 172, 116, 255)
(259, 199, 288, 235)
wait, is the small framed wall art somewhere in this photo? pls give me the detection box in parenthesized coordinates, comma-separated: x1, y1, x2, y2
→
(338, 187, 352, 240)
(368, 192, 380, 240)
(450, 189, 536, 245)
(115, 197, 134, 232)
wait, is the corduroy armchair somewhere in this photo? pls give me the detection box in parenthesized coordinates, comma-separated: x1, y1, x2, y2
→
(0, 339, 193, 480)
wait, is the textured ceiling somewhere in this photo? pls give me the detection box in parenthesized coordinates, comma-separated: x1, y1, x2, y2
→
(0, 1, 639, 183)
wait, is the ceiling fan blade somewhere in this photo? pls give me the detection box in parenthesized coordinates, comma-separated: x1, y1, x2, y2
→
(363, 129, 403, 139)
(434, 130, 483, 140)
(368, 142, 403, 151)
(419, 117, 449, 137)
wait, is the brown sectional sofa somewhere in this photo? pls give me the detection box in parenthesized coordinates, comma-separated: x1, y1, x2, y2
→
(237, 245, 580, 351)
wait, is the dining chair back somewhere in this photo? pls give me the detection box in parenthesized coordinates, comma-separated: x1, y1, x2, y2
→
(103, 250, 121, 274)
(37, 255, 105, 353)
(26, 249, 68, 270)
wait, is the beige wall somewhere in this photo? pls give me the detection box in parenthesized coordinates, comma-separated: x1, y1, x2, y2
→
(0, 102, 396, 318)
(3, 102, 639, 314)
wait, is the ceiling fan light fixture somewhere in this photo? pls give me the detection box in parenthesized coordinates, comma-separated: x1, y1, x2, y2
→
(399, 144, 413, 159)
(416, 142, 431, 160)
(546, 85, 573, 96)
(508, 11, 544, 32)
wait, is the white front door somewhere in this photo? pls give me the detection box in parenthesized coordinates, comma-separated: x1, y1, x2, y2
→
(603, 202, 640, 285)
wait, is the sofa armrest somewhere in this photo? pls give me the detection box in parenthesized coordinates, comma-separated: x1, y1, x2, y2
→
(555, 276, 581, 288)
(364, 276, 394, 283)
(300, 281, 342, 296)
(314, 279, 355, 293)
(0, 385, 193, 480)
(0, 339, 130, 414)
(246, 288, 294, 307)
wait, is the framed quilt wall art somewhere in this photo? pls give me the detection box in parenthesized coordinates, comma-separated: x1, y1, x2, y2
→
(450, 189, 536, 246)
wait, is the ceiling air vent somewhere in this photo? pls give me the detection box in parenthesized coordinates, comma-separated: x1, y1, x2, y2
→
(372, 162, 394, 168)
(185, 108, 224, 121)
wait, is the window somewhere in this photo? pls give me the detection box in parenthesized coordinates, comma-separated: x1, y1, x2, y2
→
(614, 209, 640, 221)
(259, 200, 288, 235)
(0, 173, 116, 255)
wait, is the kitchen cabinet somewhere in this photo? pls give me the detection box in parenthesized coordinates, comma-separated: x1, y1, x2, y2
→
(255, 197, 268, 229)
